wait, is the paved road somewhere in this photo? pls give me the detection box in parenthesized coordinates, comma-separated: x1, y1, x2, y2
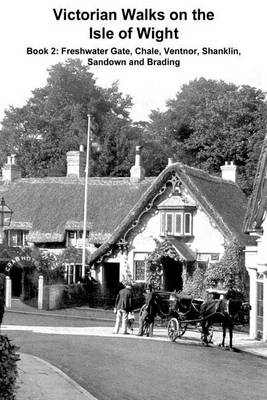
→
(2, 313, 267, 400)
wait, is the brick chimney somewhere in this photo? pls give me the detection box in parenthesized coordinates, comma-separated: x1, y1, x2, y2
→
(66, 145, 86, 178)
(130, 146, 145, 183)
(2, 154, 21, 182)
(220, 161, 237, 182)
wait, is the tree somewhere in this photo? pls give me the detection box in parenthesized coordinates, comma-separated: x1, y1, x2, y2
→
(147, 78, 267, 194)
(94, 106, 141, 177)
(0, 60, 135, 177)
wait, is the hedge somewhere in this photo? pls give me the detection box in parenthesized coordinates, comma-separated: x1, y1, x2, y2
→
(0, 335, 20, 400)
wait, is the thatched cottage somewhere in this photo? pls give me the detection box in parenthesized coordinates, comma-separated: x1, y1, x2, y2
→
(0, 147, 250, 303)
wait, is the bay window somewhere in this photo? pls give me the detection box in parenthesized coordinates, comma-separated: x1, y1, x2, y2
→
(160, 208, 194, 237)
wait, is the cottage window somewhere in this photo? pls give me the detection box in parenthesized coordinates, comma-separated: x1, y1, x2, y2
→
(78, 231, 89, 239)
(166, 213, 173, 234)
(133, 252, 149, 281)
(8, 230, 27, 246)
(184, 213, 192, 235)
(134, 260, 146, 281)
(160, 210, 194, 237)
(64, 264, 83, 284)
(160, 213, 165, 235)
(68, 230, 89, 246)
(175, 213, 183, 235)
(67, 231, 77, 247)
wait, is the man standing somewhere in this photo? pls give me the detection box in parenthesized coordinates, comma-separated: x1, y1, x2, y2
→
(113, 283, 133, 334)
(137, 284, 159, 337)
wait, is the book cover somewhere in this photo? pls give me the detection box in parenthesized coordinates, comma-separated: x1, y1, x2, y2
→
(1, 1, 267, 399)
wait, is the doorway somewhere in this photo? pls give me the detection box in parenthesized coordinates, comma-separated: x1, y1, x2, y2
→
(103, 262, 120, 307)
(162, 256, 183, 292)
(9, 265, 22, 297)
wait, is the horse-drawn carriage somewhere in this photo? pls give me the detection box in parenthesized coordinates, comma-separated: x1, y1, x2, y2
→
(164, 291, 250, 348)
(167, 294, 212, 343)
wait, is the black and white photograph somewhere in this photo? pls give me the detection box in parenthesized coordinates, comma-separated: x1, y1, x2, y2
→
(0, 0, 267, 399)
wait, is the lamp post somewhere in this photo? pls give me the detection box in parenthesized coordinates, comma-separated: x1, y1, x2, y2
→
(0, 197, 13, 244)
(81, 116, 101, 279)
(81, 115, 91, 279)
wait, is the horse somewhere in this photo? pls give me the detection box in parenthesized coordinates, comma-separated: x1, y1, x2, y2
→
(200, 297, 248, 349)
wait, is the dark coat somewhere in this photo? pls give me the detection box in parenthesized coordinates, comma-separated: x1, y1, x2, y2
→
(144, 292, 159, 317)
(115, 287, 133, 313)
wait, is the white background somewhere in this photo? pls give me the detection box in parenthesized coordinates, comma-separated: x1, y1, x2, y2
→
(0, 0, 266, 122)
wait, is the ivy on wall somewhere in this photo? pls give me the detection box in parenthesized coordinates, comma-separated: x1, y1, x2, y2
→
(121, 262, 134, 286)
(181, 263, 207, 298)
(136, 238, 248, 299)
(146, 239, 179, 289)
(204, 240, 248, 296)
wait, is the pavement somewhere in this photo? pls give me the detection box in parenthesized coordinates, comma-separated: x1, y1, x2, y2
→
(2, 302, 267, 400)
(16, 353, 97, 400)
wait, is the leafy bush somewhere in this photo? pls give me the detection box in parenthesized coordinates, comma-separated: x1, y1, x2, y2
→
(0, 335, 20, 400)
(23, 251, 65, 304)
(204, 240, 249, 298)
(38, 252, 65, 284)
(62, 283, 87, 307)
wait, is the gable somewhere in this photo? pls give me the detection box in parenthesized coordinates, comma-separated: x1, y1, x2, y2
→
(90, 164, 252, 264)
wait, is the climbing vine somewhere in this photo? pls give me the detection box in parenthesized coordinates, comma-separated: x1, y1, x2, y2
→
(121, 262, 134, 286)
(146, 239, 179, 289)
(204, 240, 248, 296)
(181, 263, 207, 298)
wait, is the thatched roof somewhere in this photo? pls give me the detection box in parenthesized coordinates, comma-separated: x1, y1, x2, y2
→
(0, 176, 153, 243)
(243, 133, 267, 233)
(90, 163, 252, 264)
(0, 162, 251, 259)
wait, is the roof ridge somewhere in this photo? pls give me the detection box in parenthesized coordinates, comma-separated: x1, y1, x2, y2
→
(3, 176, 155, 186)
(176, 165, 234, 239)
(167, 162, 238, 186)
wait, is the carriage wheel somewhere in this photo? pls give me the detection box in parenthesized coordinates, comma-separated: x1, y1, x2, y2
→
(167, 318, 179, 342)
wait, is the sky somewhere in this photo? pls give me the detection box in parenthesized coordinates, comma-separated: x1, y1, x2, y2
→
(0, 0, 266, 123)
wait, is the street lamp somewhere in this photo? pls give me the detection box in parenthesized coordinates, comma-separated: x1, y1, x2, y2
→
(81, 115, 91, 279)
(0, 197, 13, 244)
(81, 115, 101, 279)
